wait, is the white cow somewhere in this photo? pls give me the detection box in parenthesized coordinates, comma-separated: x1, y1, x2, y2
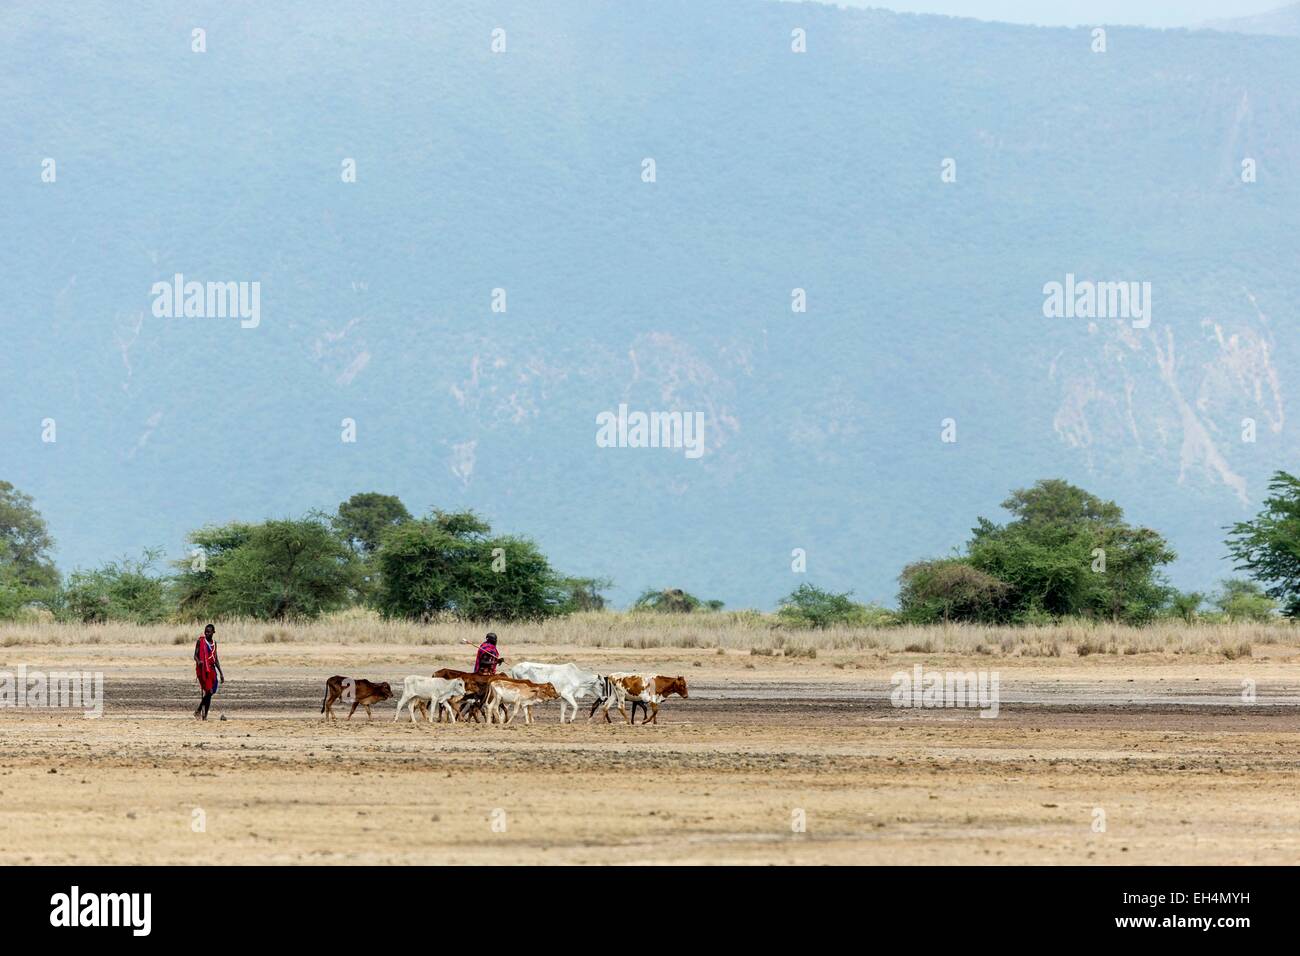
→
(507, 661, 603, 723)
(394, 676, 465, 724)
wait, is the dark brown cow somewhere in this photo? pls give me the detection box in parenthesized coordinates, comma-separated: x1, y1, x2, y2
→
(321, 675, 393, 721)
(429, 668, 496, 722)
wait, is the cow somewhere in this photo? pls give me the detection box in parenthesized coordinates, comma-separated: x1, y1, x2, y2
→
(506, 661, 603, 723)
(591, 674, 688, 724)
(321, 676, 393, 721)
(483, 677, 560, 725)
(394, 675, 466, 724)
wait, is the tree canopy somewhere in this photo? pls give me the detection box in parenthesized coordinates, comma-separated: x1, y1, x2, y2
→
(374, 511, 565, 621)
(175, 518, 357, 621)
(1225, 471, 1300, 617)
(0, 480, 59, 590)
(333, 492, 412, 556)
(901, 479, 1175, 624)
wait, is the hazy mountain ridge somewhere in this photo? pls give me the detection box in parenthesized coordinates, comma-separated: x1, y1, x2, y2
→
(1, 1, 1298, 608)
(1200, 2, 1300, 36)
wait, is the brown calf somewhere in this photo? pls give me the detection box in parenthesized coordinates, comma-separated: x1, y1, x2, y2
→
(321, 675, 393, 721)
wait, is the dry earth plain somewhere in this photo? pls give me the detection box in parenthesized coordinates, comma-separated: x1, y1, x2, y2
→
(1, 639, 1298, 865)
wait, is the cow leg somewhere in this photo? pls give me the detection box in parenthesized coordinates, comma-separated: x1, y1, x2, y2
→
(365, 704, 374, 720)
(394, 692, 410, 720)
(646, 701, 659, 724)
(348, 701, 360, 720)
(589, 697, 604, 719)
(617, 701, 631, 724)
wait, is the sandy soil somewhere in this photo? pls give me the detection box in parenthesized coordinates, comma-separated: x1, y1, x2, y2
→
(1, 643, 1298, 865)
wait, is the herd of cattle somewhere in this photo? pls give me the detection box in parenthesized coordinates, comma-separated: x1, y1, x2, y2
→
(320, 662, 689, 726)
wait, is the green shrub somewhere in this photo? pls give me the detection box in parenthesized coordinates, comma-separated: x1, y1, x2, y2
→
(58, 550, 170, 624)
(776, 583, 889, 629)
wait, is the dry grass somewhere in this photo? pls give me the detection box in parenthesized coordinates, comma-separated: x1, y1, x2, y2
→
(0, 608, 1297, 657)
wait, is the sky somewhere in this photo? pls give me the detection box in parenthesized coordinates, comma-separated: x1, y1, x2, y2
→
(790, 0, 1286, 28)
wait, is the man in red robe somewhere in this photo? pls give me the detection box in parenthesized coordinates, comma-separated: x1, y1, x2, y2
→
(474, 633, 504, 675)
(193, 623, 225, 720)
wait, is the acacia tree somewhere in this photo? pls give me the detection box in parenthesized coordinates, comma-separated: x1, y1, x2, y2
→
(777, 583, 885, 628)
(374, 511, 565, 621)
(60, 549, 170, 624)
(633, 588, 723, 613)
(1225, 471, 1300, 617)
(0, 481, 59, 590)
(175, 518, 356, 620)
(173, 522, 255, 619)
(1212, 579, 1277, 622)
(333, 492, 412, 556)
(901, 480, 1175, 624)
(897, 560, 1009, 623)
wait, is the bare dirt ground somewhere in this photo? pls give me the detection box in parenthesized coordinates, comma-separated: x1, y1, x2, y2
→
(1, 642, 1298, 865)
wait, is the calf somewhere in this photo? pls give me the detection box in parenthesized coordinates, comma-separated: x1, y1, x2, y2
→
(484, 677, 560, 725)
(394, 675, 466, 724)
(430, 668, 498, 722)
(321, 675, 393, 721)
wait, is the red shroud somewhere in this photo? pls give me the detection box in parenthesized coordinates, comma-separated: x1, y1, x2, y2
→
(195, 637, 219, 692)
(474, 643, 500, 674)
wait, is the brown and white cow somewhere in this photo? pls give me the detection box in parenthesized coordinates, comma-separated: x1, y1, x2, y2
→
(591, 674, 688, 724)
(483, 676, 560, 725)
(320, 675, 393, 721)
